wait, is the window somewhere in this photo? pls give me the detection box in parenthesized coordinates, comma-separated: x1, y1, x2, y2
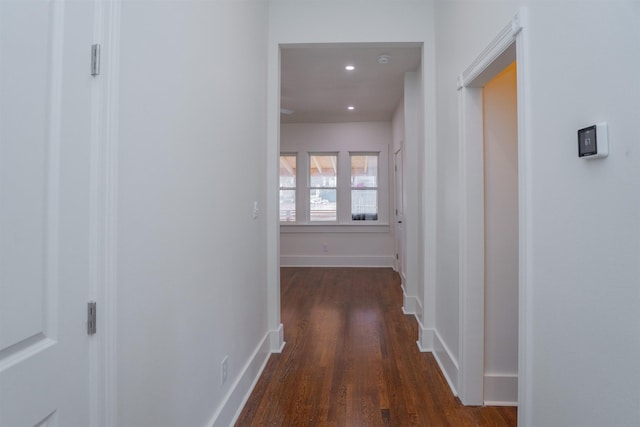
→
(279, 155, 296, 221)
(279, 147, 387, 227)
(309, 154, 337, 222)
(350, 153, 378, 220)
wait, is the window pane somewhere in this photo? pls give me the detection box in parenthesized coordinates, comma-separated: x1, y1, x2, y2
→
(351, 189, 378, 220)
(310, 189, 336, 221)
(310, 155, 337, 188)
(351, 154, 378, 187)
(280, 189, 296, 222)
(351, 154, 378, 220)
(280, 155, 296, 188)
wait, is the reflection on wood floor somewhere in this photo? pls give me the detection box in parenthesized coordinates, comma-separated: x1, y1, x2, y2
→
(236, 267, 517, 426)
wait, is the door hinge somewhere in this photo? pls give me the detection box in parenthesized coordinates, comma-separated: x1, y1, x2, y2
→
(91, 44, 101, 76)
(87, 302, 97, 335)
(396, 253, 399, 260)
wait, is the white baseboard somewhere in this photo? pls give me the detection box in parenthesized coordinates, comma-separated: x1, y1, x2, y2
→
(432, 329, 459, 397)
(269, 323, 285, 353)
(401, 285, 422, 317)
(402, 293, 417, 316)
(484, 374, 518, 406)
(280, 255, 394, 268)
(208, 332, 271, 427)
(417, 324, 434, 352)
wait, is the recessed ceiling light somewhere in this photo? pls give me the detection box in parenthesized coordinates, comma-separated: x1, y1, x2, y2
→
(377, 54, 391, 64)
(347, 105, 355, 110)
(345, 65, 355, 71)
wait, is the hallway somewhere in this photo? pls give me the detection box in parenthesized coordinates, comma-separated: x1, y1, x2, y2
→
(236, 267, 517, 426)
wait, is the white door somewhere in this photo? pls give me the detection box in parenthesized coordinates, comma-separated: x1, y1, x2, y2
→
(0, 0, 97, 425)
(394, 146, 406, 282)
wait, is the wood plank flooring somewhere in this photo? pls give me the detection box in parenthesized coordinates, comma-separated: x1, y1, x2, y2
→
(236, 267, 517, 426)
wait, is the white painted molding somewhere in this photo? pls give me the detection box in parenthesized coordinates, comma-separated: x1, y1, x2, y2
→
(280, 224, 390, 233)
(457, 7, 529, 410)
(269, 323, 285, 353)
(458, 11, 524, 89)
(89, 0, 103, 424)
(484, 374, 518, 406)
(432, 330, 459, 397)
(416, 325, 433, 352)
(401, 285, 418, 316)
(209, 332, 272, 427)
(457, 83, 486, 406)
(280, 255, 394, 268)
(515, 7, 532, 426)
(97, 0, 122, 425)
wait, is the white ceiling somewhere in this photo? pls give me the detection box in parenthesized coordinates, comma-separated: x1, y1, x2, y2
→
(280, 43, 422, 124)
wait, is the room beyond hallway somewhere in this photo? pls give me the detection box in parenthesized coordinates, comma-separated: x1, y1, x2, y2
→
(236, 267, 517, 426)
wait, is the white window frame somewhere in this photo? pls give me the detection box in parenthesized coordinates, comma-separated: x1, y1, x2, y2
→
(349, 152, 380, 222)
(279, 153, 297, 222)
(308, 153, 338, 223)
(279, 145, 389, 231)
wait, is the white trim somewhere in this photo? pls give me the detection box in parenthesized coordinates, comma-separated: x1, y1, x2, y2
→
(208, 332, 272, 427)
(280, 255, 394, 268)
(432, 330, 459, 397)
(457, 8, 528, 409)
(89, 0, 104, 424)
(401, 297, 432, 352)
(280, 224, 390, 233)
(401, 284, 419, 316)
(484, 374, 518, 406)
(457, 14, 522, 90)
(96, 0, 122, 425)
(269, 323, 285, 353)
(266, 43, 282, 369)
(457, 81, 485, 406)
(416, 325, 433, 352)
(515, 8, 533, 425)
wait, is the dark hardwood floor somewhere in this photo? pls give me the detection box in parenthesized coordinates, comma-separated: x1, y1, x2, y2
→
(236, 267, 517, 426)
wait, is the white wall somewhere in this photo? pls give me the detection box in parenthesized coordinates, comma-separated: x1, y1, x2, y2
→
(403, 71, 425, 325)
(483, 62, 518, 404)
(525, 3, 640, 425)
(280, 122, 394, 267)
(433, 0, 519, 393)
(435, 1, 640, 425)
(116, 1, 269, 426)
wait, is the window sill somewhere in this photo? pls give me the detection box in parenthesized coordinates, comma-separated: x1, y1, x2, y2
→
(280, 222, 390, 233)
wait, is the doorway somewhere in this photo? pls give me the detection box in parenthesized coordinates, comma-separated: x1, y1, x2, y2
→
(277, 44, 420, 269)
(394, 145, 406, 284)
(457, 9, 529, 411)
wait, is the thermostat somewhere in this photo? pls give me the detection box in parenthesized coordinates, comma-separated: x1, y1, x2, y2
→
(578, 122, 608, 159)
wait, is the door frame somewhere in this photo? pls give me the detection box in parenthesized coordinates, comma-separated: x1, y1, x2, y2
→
(393, 144, 405, 283)
(95, 0, 121, 424)
(457, 8, 531, 420)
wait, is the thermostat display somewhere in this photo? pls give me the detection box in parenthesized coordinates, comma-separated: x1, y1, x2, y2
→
(578, 122, 608, 159)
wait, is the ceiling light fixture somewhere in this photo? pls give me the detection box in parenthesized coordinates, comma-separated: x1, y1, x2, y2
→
(345, 65, 355, 71)
(347, 105, 355, 110)
(377, 54, 391, 64)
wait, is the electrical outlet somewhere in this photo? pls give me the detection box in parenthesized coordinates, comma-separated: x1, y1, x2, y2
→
(221, 356, 228, 385)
